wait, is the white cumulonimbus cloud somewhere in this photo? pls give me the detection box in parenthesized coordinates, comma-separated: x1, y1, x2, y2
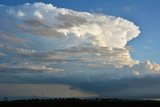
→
(0, 2, 160, 98)
(1, 2, 140, 48)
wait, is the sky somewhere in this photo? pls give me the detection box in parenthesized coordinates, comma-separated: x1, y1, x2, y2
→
(0, 0, 160, 99)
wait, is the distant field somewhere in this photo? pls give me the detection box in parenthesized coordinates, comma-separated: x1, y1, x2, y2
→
(1, 98, 160, 107)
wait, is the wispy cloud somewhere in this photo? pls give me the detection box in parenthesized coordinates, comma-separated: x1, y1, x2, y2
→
(122, 5, 137, 12)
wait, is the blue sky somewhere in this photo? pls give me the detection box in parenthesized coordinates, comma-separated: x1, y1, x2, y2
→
(0, 0, 160, 99)
(0, 0, 159, 63)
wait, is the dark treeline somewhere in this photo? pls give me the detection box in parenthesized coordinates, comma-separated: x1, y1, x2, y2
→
(0, 98, 160, 107)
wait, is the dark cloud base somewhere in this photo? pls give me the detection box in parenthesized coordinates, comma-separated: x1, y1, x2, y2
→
(1, 70, 160, 98)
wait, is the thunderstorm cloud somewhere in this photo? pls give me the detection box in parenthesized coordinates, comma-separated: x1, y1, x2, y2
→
(0, 2, 160, 98)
